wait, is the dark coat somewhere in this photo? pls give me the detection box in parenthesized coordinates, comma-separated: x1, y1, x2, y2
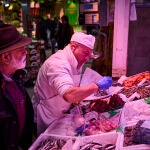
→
(57, 23, 74, 49)
(0, 69, 34, 150)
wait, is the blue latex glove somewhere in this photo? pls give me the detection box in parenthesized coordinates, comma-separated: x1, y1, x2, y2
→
(75, 124, 89, 136)
(96, 76, 113, 90)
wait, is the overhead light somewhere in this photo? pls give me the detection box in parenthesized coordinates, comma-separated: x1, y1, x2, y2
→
(30, 1, 35, 8)
(5, 3, 9, 7)
(35, 2, 40, 8)
(3, 0, 10, 7)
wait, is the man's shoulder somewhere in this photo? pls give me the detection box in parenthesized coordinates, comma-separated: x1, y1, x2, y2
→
(44, 51, 69, 67)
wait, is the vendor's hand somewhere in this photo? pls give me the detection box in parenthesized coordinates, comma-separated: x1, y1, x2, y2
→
(96, 76, 113, 90)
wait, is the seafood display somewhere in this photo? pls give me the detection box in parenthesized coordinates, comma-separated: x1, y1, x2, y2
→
(123, 120, 144, 147)
(79, 142, 115, 150)
(30, 71, 150, 150)
(120, 85, 150, 98)
(123, 71, 150, 88)
(84, 113, 120, 135)
(89, 94, 125, 113)
(36, 136, 67, 150)
(94, 89, 108, 97)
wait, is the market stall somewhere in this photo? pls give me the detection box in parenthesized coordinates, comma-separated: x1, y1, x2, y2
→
(29, 70, 150, 150)
(116, 99, 150, 150)
(25, 40, 46, 84)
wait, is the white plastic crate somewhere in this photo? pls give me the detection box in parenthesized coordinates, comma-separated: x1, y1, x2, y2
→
(116, 132, 150, 150)
(29, 133, 76, 150)
(73, 131, 118, 150)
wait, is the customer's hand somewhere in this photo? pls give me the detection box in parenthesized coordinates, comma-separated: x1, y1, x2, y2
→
(96, 76, 113, 90)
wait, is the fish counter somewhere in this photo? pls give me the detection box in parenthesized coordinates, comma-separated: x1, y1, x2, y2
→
(29, 71, 150, 150)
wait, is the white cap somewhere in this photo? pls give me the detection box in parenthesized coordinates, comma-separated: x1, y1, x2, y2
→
(71, 32, 95, 50)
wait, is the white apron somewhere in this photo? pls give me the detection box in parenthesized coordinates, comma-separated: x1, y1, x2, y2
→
(36, 95, 70, 135)
(36, 75, 81, 135)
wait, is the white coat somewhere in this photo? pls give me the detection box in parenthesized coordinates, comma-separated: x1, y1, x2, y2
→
(32, 45, 82, 135)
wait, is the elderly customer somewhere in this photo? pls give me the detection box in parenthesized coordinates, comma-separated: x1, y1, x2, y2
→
(0, 24, 34, 150)
(32, 32, 113, 135)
